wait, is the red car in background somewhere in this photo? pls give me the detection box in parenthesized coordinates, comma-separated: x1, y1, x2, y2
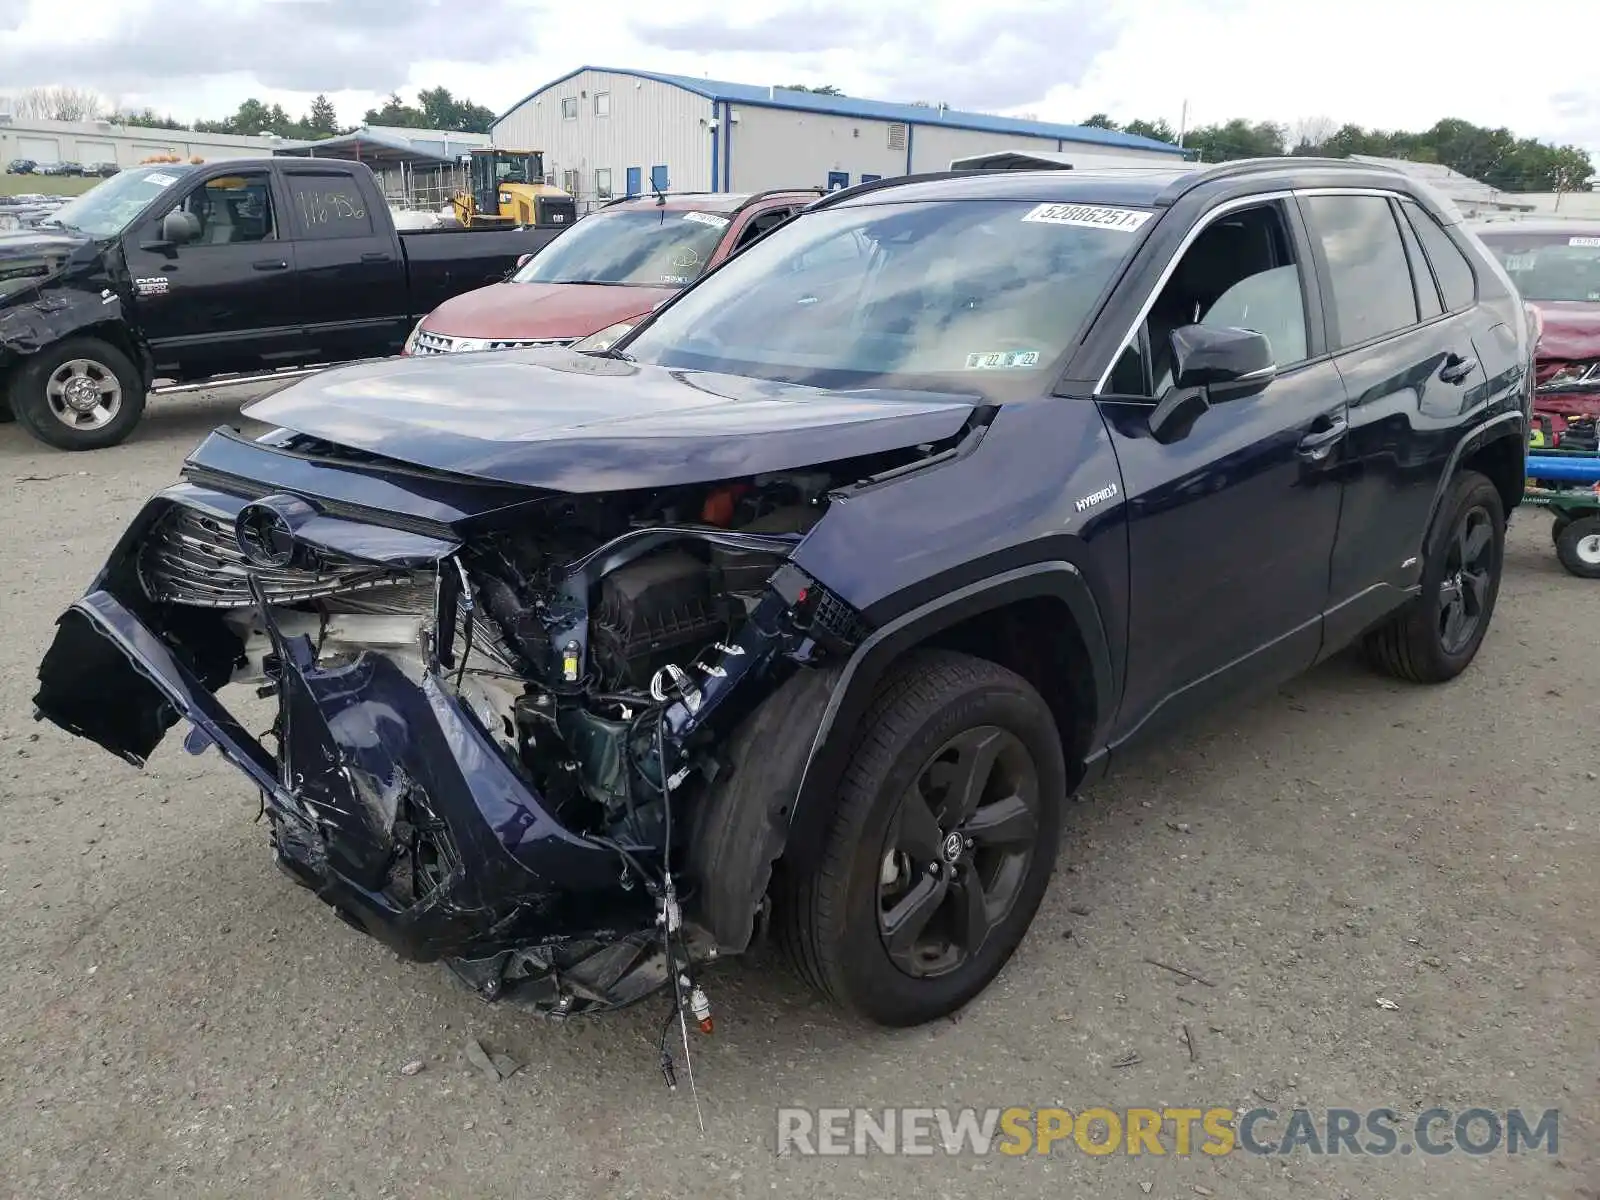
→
(402, 189, 822, 357)
(1471, 219, 1600, 448)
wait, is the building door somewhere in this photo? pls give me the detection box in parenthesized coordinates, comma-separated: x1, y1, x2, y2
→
(650, 165, 669, 192)
(626, 167, 641, 197)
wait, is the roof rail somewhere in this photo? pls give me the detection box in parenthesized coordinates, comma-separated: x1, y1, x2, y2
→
(731, 186, 825, 214)
(1153, 155, 1405, 204)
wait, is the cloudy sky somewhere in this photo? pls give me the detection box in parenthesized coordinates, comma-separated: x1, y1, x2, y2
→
(1, 0, 1594, 161)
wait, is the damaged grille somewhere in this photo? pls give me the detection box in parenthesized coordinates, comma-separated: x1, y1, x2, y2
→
(139, 503, 411, 609)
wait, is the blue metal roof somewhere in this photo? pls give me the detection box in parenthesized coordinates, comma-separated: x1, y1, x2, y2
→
(496, 66, 1187, 156)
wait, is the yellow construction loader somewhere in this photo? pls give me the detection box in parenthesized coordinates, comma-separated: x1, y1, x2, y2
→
(450, 149, 577, 229)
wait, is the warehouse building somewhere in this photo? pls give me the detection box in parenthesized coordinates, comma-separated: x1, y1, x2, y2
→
(0, 114, 286, 170)
(492, 66, 1187, 208)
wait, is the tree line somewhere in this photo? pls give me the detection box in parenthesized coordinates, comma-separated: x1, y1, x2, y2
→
(4, 85, 497, 140)
(1080, 113, 1593, 193)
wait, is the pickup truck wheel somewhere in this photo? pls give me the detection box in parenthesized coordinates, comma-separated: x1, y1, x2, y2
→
(9, 338, 145, 451)
(0, 396, 12, 423)
(778, 650, 1065, 1026)
(1365, 470, 1504, 683)
(1554, 514, 1600, 579)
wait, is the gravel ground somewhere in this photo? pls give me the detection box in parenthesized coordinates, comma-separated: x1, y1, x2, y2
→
(1, 389, 1595, 1200)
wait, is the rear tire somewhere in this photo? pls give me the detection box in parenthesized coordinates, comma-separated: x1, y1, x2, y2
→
(9, 337, 145, 451)
(1555, 515, 1600, 579)
(778, 650, 1065, 1026)
(1365, 470, 1504, 683)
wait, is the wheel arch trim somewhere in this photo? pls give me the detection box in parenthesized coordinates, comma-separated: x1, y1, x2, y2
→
(783, 560, 1113, 870)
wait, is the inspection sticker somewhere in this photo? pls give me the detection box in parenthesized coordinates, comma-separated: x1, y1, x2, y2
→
(1570, 236, 1600, 247)
(1022, 203, 1152, 232)
(145, 172, 180, 187)
(965, 349, 1041, 369)
(683, 211, 730, 227)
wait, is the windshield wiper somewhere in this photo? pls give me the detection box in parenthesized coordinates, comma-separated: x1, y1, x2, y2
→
(537, 278, 638, 286)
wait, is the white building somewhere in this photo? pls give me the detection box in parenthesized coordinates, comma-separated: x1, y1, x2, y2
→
(491, 66, 1188, 207)
(0, 113, 286, 169)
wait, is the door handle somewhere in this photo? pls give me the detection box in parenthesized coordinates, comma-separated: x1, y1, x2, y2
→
(252, 259, 288, 271)
(1439, 353, 1477, 384)
(361, 252, 393, 263)
(1297, 414, 1348, 460)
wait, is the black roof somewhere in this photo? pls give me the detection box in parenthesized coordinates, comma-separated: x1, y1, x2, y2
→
(818, 157, 1426, 213)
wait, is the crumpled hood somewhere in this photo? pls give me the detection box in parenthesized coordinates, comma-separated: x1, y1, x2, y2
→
(0, 228, 92, 264)
(1530, 300, 1600, 370)
(420, 280, 671, 340)
(0, 230, 93, 301)
(242, 348, 981, 492)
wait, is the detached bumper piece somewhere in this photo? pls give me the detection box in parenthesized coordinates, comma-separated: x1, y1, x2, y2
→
(35, 581, 664, 1011)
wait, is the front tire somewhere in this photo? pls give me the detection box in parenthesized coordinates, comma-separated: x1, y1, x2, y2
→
(779, 651, 1065, 1026)
(9, 337, 145, 451)
(1365, 470, 1505, 683)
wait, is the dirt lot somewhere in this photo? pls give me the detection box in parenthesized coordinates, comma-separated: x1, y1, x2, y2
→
(1, 391, 1595, 1200)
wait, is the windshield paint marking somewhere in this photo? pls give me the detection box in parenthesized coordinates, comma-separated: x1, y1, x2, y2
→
(683, 212, 730, 227)
(1021, 203, 1151, 232)
(1570, 236, 1600, 247)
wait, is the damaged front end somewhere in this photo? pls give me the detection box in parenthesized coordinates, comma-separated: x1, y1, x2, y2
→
(35, 429, 882, 1016)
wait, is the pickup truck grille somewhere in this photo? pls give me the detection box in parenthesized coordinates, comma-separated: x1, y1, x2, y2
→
(139, 503, 411, 609)
(411, 330, 577, 356)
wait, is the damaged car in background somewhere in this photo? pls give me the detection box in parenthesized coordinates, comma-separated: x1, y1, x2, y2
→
(35, 161, 1530, 1087)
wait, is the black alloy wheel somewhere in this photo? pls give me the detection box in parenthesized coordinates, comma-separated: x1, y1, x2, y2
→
(876, 725, 1042, 979)
(1365, 469, 1504, 684)
(1437, 504, 1495, 656)
(778, 651, 1066, 1026)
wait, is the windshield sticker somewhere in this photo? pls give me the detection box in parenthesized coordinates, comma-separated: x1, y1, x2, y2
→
(965, 349, 1041, 369)
(144, 172, 180, 187)
(659, 274, 693, 285)
(1021, 203, 1151, 233)
(1502, 252, 1536, 271)
(1570, 236, 1600, 247)
(682, 211, 730, 227)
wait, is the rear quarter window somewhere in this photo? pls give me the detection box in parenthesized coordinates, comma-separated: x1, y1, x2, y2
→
(1403, 200, 1477, 312)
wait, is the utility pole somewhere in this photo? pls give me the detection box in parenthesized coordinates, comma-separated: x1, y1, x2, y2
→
(1177, 100, 1188, 150)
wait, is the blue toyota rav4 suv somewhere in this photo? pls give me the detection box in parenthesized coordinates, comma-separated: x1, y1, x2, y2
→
(35, 158, 1532, 1032)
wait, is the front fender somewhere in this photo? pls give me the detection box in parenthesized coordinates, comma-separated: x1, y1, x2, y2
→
(782, 561, 1114, 874)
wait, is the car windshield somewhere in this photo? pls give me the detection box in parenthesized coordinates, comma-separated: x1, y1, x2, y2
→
(514, 208, 730, 287)
(40, 164, 195, 237)
(1477, 231, 1600, 303)
(619, 198, 1149, 391)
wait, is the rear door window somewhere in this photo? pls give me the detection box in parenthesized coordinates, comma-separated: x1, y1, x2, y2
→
(282, 172, 375, 239)
(1301, 194, 1420, 348)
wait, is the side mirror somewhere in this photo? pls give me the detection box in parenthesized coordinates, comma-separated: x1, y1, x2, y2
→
(161, 209, 200, 246)
(1149, 324, 1276, 444)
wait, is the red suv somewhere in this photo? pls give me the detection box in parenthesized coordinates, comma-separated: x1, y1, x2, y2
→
(402, 189, 821, 356)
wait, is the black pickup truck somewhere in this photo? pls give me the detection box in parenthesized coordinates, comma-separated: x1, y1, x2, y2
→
(0, 158, 566, 450)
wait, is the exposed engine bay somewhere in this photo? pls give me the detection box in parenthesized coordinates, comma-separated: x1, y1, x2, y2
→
(100, 457, 883, 1041)
(210, 469, 843, 853)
